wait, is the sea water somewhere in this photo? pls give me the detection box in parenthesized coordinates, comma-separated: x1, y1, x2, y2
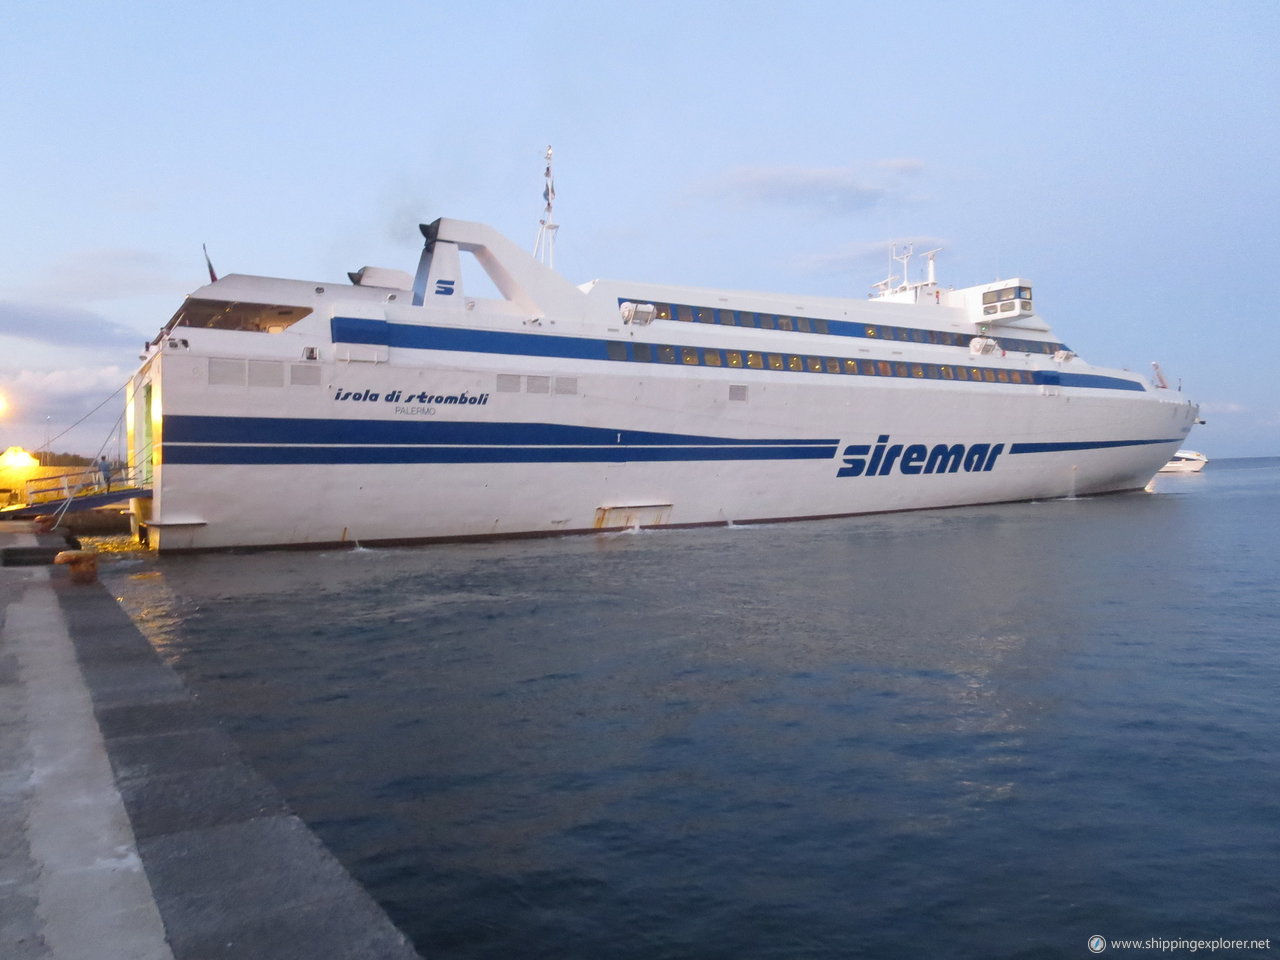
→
(103, 459, 1280, 959)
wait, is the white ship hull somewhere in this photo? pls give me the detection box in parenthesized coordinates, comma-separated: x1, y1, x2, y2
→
(127, 218, 1198, 552)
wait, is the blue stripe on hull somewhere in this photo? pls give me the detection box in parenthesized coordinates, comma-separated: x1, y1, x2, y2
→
(1008, 438, 1179, 454)
(158, 417, 1178, 467)
(162, 444, 841, 465)
(163, 415, 838, 448)
(333, 316, 608, 361)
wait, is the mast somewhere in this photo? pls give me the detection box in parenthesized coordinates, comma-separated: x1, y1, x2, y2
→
(533, 145, 558, 268)
(892, 242, 913, 292)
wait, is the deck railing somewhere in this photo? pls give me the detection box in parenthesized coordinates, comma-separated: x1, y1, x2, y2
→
(23, 464, 148, 504)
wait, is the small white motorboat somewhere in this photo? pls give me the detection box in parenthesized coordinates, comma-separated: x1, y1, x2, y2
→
(1158, 450, 1208, 473)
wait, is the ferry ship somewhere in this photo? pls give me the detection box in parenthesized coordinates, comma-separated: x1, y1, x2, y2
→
(125, 218, 1199, 552)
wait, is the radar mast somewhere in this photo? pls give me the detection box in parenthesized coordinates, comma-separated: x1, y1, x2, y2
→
(533, 145, 558, 268)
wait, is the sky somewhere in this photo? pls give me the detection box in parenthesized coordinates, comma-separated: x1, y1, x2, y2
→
(2, 0, 1277, 458)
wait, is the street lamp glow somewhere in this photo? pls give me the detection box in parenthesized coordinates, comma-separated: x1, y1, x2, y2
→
(0, 446, 38, 469)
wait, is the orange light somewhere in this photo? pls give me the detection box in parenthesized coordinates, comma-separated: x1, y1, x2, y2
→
(0, 446, 38, 469)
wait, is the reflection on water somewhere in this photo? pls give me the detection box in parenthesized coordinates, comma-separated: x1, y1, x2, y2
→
(103, 462, 1280, 959)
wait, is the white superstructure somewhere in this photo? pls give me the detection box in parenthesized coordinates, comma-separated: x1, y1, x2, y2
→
(125, 218, 1199, 552)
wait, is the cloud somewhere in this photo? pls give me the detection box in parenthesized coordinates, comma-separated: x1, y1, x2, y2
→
(14, 248, 185, 303)
(1, 365, 129, 414)
(0, 301, 144, 350)
(877, 158, 926, 175)
(706, 165, 886, 212)
(1199, 401, 1248, 415)
(0, 364, 131, 453)
(794, 236, 949, 278)
(700, 160, 926, 215)
(795, 241, 891, 276)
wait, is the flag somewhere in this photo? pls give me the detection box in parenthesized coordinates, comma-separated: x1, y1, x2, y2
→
(203, 243, 218, 282)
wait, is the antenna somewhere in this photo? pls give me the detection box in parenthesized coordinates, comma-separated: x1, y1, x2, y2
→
(533, 145, 558, 268)
(892, 242, 913, 291)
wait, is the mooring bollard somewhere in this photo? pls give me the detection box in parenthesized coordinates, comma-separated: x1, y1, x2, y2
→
(53, 550, 98, 584)
(33, 515, 56, 533)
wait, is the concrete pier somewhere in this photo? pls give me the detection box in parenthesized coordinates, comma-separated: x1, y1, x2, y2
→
(0, 523, 423, 959)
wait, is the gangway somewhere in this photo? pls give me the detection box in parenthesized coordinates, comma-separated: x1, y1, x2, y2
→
(0, 487, 149, 519)
(0, 466, 151, 522)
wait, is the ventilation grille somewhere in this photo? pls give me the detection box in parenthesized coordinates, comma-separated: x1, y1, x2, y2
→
(208, 358, 246, 386)
(290, 364, 322, 386)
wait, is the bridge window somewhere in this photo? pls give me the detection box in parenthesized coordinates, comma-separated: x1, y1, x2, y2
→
(167, 299, 312, 335)
(982, 285, 1033, 317)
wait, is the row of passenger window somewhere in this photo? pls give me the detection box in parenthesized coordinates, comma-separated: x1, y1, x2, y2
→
(603, 340, 1038, 384)
(651, 302, 839, 335)
(631, 299, 1066, 356)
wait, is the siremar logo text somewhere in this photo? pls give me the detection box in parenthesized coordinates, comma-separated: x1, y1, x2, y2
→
(836, 434, 1005, 478)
